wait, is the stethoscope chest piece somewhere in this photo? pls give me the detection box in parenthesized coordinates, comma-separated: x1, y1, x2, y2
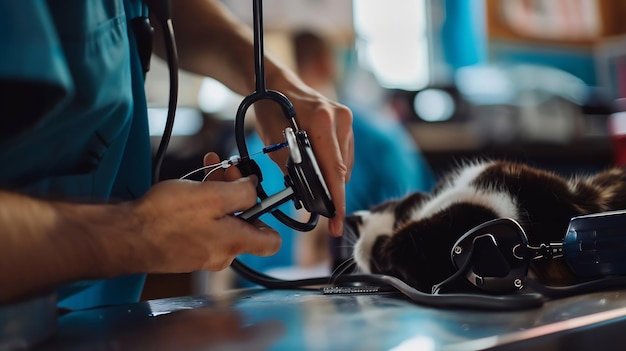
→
(451, 218, 532, 293)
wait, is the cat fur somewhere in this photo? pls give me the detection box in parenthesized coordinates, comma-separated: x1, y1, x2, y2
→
(350, 160, 626, 293)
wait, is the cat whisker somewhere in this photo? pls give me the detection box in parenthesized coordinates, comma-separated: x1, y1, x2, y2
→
(331, 257, 355, 277)
(342, 233, 358, 246)
(329, 258, 356, 284)
(334, 244, 356, 251)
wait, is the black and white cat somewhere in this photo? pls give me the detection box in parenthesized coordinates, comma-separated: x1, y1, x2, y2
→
(348, 160, 626, 293)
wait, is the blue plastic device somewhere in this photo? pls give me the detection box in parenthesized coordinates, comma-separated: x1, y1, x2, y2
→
(563, 210, 626, 276)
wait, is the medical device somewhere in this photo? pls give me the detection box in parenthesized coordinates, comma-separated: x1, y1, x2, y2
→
(149, 0, 626, 311)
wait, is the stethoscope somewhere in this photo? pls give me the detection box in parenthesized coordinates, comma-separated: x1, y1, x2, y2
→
(232, 0, 335, 232)
(150, 0, 626, 311)
(206, 0, 546, 311)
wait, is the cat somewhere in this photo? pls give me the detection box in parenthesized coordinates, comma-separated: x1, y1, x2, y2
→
(347, 159, 626, 294)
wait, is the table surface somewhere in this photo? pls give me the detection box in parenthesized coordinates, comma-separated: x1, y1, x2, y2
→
(32, 287, 626, 351)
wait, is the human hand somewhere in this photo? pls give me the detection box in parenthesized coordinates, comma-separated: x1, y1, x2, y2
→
(253, 72, 354, 237)
(163, 1, 353, 236)
(125, 153, 281, 274)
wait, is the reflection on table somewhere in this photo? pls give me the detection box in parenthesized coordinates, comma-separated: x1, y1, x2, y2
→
(35, 288, 626, 350)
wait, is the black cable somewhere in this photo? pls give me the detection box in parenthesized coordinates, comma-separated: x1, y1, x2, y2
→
(526, 276, 626, 298)
(151, 17, 178, 183)
(431, 247, 476, 294)
(252, 0, 265, 94)
(230, 259, 544, 310)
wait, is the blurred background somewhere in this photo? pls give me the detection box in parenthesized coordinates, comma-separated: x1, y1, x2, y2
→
(141, 0, 626, 299)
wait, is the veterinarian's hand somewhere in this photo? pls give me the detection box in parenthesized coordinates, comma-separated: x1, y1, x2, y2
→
(125, 152, 281, 273)
(253, 74, 354, 237)
(160, 1, 353, 236)
(0, 160, 280, 303)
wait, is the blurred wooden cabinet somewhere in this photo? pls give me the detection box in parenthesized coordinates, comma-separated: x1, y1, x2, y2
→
(486, 0, 626, 46)
(484, 0, 626, 89)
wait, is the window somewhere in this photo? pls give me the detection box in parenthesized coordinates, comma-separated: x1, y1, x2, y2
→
(353, 0, 430, 90)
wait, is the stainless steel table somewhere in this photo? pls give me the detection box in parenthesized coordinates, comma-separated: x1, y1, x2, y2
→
(32, 288, 626, 350)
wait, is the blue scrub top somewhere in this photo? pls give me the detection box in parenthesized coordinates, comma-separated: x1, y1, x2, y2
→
(0, 0, 152, 310)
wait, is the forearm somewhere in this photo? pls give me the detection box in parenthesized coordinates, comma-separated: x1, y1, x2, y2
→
(0, 191, 139, 303)
(157, 0, 300, 97)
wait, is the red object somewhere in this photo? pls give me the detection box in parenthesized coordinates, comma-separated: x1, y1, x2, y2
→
(609, 112, 626, 166)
